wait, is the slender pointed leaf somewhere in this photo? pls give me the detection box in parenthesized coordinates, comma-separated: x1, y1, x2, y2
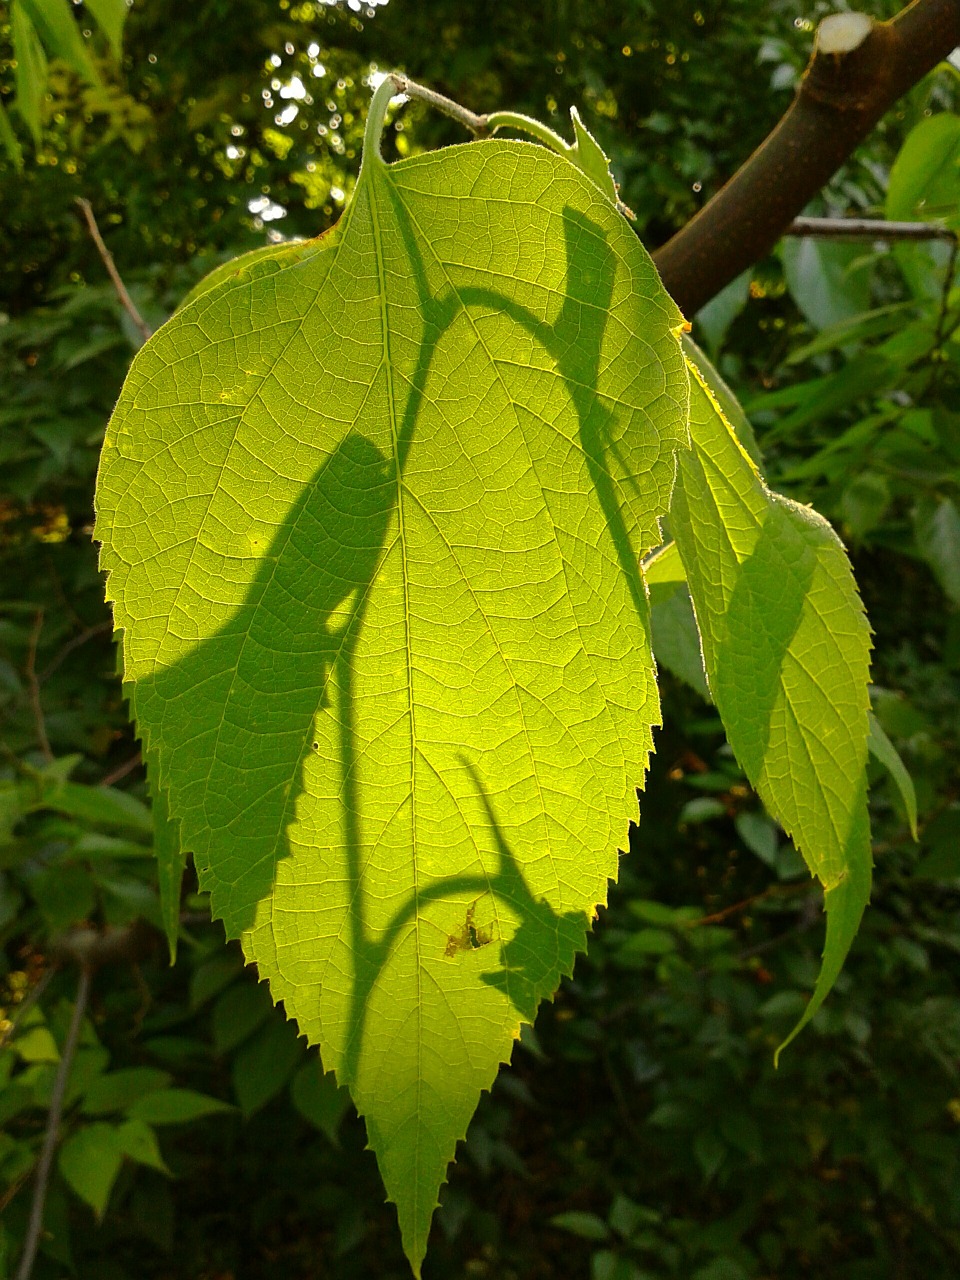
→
(11, 1, 47, 144)
(669, 358, 872, 1058)
(95, 82, 688, 1273)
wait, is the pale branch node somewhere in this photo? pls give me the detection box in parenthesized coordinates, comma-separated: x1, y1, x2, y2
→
(787, 216, 958, 241)
(653, 0, 960, 316)
(817, 12, 875, 53)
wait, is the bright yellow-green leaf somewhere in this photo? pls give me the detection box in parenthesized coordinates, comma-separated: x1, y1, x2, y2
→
(94, 78, 688, 1272)
(669, 357, 872, 1058)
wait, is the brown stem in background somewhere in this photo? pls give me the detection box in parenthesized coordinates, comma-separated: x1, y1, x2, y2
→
(14, 965, 92, 1280)
(75, 198, 153, 343)
(653, 0, 960, 316)
(24, 610, 52, 763)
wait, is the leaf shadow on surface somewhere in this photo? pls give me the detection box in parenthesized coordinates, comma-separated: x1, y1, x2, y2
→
(138, 199, 643, 1085)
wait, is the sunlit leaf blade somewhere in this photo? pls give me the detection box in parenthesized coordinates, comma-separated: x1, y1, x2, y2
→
(95, 87, 688, 1274)
(669, 358, 872, 1057)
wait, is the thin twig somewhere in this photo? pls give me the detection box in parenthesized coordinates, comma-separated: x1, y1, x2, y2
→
(15, 965, 92, 1280)
(75, 199, 152, 343)
(386, 73, 492, 137)
(786, 216, 958, 242)
(39, 620, 112, 684)
(24, 611, 53, 764)
(99, 750, 142, 788)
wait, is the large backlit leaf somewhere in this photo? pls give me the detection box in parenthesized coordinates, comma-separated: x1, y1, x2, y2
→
(668, 358, 872, 1056)
(95, 80, 688, 1272)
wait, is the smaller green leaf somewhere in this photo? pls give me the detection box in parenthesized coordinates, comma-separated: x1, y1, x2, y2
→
(694, 270, 750, 357)
(569, 106, 619, 205)
(58, 1124, 122, 1216)
(20, 0, 100, 85)
(550, 1211, 611, 1242)
(11, 1022, 59, 1063)
(80, 0, 126, 60)
(735, 811, 778, 867)
(189, 952, 243, 1009)
(231, 1016, 304, 1116)
(680, 797, 725, 824)
(113, 1119, 170, 1174)
(867, 711, 918, 840)
(81, 1067, 172, 1116)
(290, 1059, 352, 1145)
(11, 1, 47, 143)
(41, 779, 153, 834)
(211, 980, 273, 1055)
(126, 1087, 233, 1125)
(28, 862, 96, 932)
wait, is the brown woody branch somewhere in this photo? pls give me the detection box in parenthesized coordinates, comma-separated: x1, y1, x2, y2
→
(653, 0, 960, 317)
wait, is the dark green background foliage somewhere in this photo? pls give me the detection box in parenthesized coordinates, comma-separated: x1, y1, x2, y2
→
(1, 0, 959, 1276)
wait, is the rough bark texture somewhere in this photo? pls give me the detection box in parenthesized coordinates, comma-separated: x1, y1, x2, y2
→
(653, 0, 960, 317)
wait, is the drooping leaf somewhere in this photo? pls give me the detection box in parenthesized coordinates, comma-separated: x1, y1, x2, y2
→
(58, 1124, 123, 1216)
(669, 357, 872, 1058)
(94, 79, 688, 1272)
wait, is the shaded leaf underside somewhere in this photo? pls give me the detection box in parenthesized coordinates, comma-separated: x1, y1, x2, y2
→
(95, 137, 688, 1270)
